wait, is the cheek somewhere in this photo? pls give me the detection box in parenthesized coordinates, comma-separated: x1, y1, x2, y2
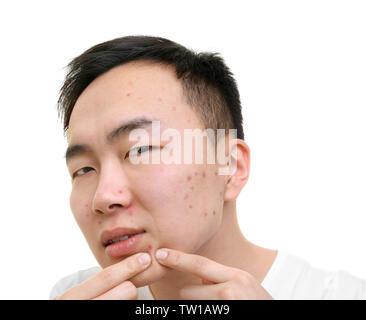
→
(131, 165, 184, 206)
(130, 165, 223, 250)
(157, 168, 221, 249)
(183, 169, 214, 212)
(69, 191, 80, 219)
(69, 190, 93, 230)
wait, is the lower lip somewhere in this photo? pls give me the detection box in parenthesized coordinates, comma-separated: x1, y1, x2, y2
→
(105, 232, 145, 258)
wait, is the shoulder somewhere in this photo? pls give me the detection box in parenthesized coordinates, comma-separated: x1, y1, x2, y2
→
(263, 251, 366, 299)
(49, 266, 102, 300)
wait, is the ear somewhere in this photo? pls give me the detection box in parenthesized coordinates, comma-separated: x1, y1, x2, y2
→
(223, 139, 250, 201)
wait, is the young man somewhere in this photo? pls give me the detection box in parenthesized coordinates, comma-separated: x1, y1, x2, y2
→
(51, 36, 366, 300)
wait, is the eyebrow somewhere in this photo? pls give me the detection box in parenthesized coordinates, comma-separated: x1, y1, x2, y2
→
(65, 116, 156, 163)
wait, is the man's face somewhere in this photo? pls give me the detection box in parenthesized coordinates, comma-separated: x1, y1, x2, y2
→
(66, 61, 226, 285)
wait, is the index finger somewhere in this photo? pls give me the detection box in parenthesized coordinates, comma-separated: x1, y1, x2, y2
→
(60, 252, 151, 299)
(155, 248, 237, 283)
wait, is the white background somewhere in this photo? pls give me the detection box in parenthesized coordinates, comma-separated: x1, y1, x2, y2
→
(0, 0, 365, 299)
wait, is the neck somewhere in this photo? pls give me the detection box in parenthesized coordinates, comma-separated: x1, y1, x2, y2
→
(148, 200, 277, 300)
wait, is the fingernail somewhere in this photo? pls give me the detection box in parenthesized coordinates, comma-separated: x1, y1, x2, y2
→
(138, 253, 151, 265)
(156, 249, 168, 260)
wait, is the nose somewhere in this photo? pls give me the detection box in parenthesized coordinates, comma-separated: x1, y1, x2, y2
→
(92, 163, 132, 215)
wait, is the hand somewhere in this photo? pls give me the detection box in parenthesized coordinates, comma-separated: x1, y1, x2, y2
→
(54, 252, 151, 300)
(155, 248, 273, 300)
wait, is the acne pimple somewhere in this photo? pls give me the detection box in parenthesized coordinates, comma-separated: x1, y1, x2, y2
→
(148, 245, 152, 251)
(172, 106, 176, 111)
(194, 172, 198, 176)
(126, 92, 131, 97)
(204, 212, 208, 217)
(187, 119, 191, 123)
(202, 171, 206, 178)
(158, 97, 162, 102)
(98, 220, 102, 225)
(85, 204, 88, 208)
(190, 186, 194, 191)
(212, 210, 216, 215)
(189, 205, 193, 209)
(184, 193, 189, 200)
(187, 175, 192, 181)
(118, 189, 123, 194)
(215, 171, 218, 176)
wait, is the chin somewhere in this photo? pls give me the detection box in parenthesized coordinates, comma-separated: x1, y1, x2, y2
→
(129, 259, 169, 288)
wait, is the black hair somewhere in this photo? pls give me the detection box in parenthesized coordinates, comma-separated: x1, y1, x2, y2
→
(57, 35, 244, 140)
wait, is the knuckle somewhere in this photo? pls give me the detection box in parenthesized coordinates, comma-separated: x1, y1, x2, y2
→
(169, 252, 181, 267)
(195, 256, 208, 270)
(125, 257, 139, 274)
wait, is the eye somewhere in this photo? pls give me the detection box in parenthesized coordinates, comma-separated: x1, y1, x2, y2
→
(125, 145, 153, 159)
(72, 167, 94, 179)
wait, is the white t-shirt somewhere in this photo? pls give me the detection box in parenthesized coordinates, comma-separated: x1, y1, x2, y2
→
(49, 250, 366, 300)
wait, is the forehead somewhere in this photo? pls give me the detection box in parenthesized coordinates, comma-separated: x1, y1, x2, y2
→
(67, 61, 201, 144)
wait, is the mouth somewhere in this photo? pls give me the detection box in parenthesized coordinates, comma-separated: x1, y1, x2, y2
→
(101, 227, 146, 248)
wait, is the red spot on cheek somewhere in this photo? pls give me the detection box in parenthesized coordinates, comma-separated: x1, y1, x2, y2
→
(187, 176, 192, 181)
(148, 245, 152, 251)
(184, 193, 189, 200)
(98, 220, 102, 225)
(126, 93, 131, 97)
(118, 189, 123, 194)
(85, 204, 88, 208)
(202, 171, 206, 178)
(204, 212, 208, 217)
(189, 205, 193, 209)
(215, 171, 218, 176)
(194, 172, 198, 176)
(172, 106, 176, 111)
(86, 213, 90, 217)
(158, 97, 162, 102)
(190, 186, 194, 191)
(212, 210, 216, 215)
